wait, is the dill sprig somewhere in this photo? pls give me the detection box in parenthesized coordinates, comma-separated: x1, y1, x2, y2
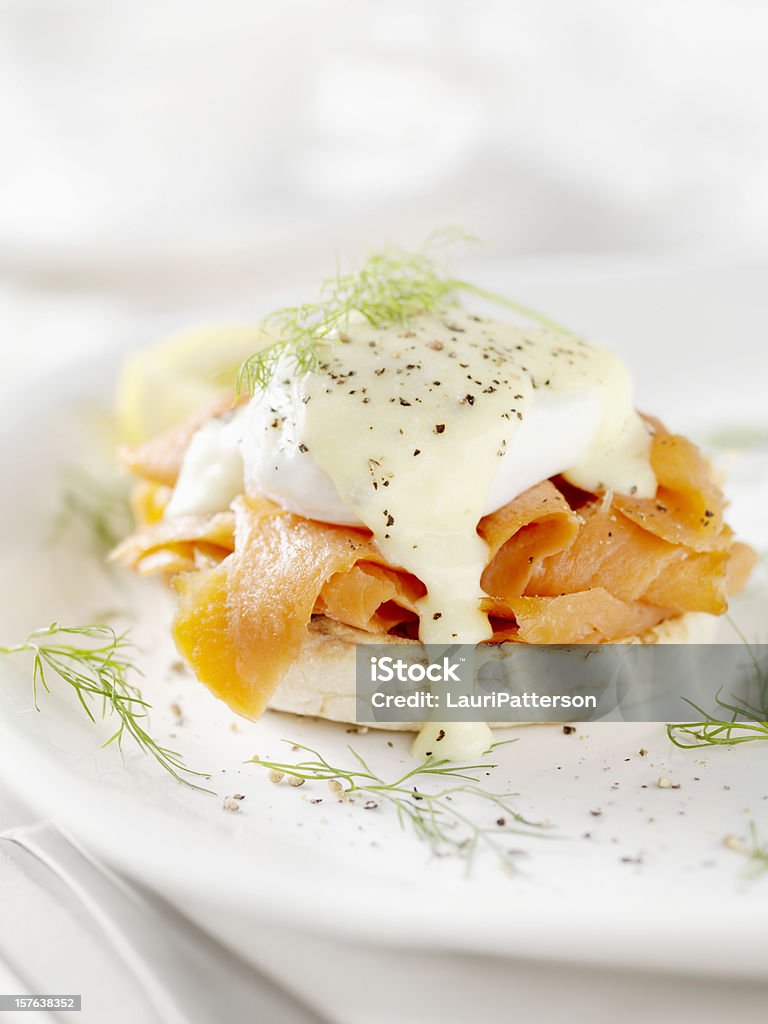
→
(237, 233, 571, 394)
(667, 622, 768, 748)
(667, 699, 768, 748)
(0, 623, 209, 790)
(251, 740, 550, 870)
(746, 823, 768, 877)
(724, 824, 768, 879)
(55, 465, 133, 557)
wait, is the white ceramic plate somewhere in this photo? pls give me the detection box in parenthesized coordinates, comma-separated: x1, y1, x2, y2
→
(1, 257, 768, 976)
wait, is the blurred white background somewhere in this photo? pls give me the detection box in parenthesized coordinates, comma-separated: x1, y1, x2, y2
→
(1, 0, 767, 295)
(3, 0, 767, 425)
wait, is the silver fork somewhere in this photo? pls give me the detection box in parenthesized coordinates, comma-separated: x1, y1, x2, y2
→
(0, 822, 329, 1024)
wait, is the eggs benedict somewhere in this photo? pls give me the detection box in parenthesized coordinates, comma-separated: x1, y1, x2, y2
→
(113, 242, 756, 756)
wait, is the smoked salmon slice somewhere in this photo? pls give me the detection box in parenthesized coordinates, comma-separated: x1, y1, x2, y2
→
(478, 481, 581, 600)
(613, 428, 726, 551)
(483, 589, 668, 643)
(317, 562, 425, 633)
(111, 511, 235, 576)
(172, 497, 421, 718)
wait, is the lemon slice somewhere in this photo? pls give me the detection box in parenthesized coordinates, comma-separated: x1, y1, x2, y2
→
(116, 323, 271, 444)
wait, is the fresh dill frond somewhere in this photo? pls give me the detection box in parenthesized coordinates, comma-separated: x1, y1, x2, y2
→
(484, 737, 518, 754)
(0, 623, 210, 790)
(55, 465, 133, 557)
(667, 623, 768, 748)
(724, 824, 768, 879)
(251, 740, 550, 870)
(237, 233, 571, 394)
(746, 823, 768, 877)
(666, 701, 768, 748)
